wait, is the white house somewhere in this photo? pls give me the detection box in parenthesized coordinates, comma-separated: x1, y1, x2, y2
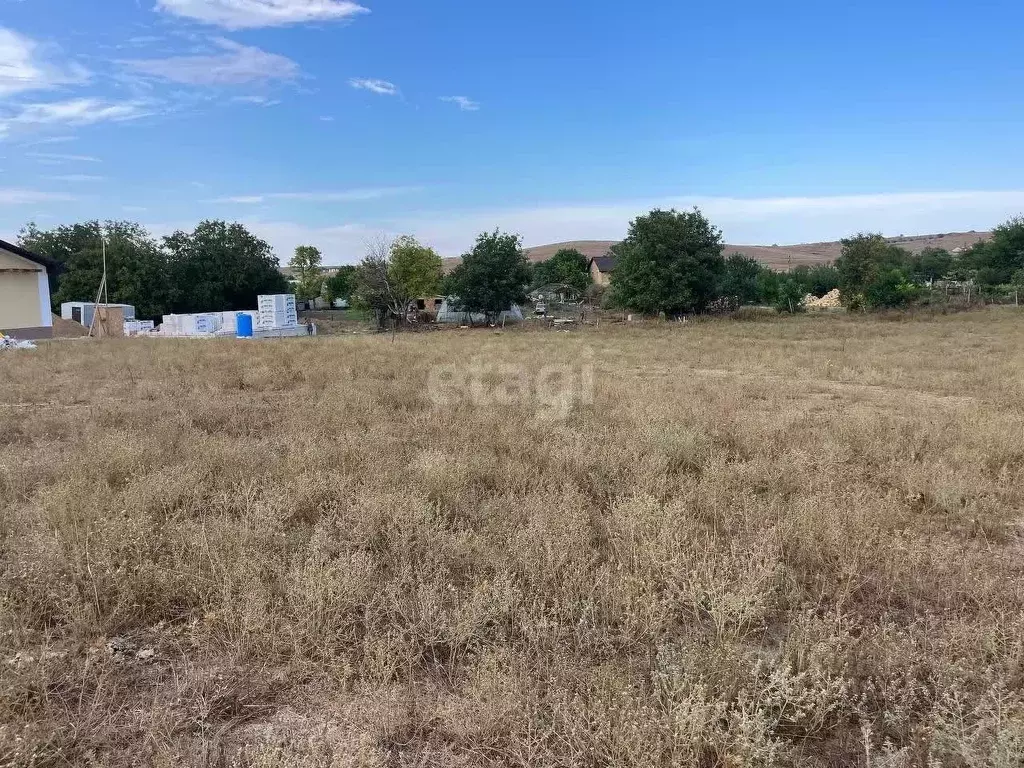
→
(0, 238, 54, 339)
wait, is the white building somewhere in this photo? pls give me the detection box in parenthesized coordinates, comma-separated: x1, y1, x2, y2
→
(0, 238, 54, 339)
(61, 302, 136, 329)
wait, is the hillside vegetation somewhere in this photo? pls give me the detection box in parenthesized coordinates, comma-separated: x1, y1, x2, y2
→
(3, 312, 1024, 766)
(518, 231, 993, 271)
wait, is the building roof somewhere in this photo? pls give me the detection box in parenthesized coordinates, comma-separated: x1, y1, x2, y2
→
(589, 255, 618, 273)
(0, 238, 59, 272)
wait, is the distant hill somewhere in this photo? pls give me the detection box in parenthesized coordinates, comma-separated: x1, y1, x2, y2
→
(522, 240, 622, 263)
(438, 231, 992, 274)
(723, 231, 992, 270)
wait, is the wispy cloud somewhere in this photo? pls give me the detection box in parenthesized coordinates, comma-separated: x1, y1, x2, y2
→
(319, 115, 335, 122)
(123, 38, 299, 85)
(20, 135, 77, 146)
(232, 95, 281, 107)
(440, 95, 479, 112)
(26, 152, 102, 163)
(0, 26, 90, 97)
(8, 99, 150, 128)
(0, 188, 75, 204)
(208, 186, 422, 204)
(156, 0, 369, 29)
(349, 78, 398, 96)
(44, 174, 104, 182)
(123, 205, 149, 212)
(120, 36, 164, 49)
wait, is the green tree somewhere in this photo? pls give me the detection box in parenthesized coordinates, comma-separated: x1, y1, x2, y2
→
(789, 263, 840, 297)
(446, 230, 532, 323)
(755, 269, 781, 306)
(835, 234, 915, 309)
(773, 275, 806, 313)
(290, 245, 325, 304)
(351, 236, 443, 327)
(533, 248, 591, 291)
(323, 265, 357, 305)
(163, 220, 287, 313)
(609, 208, 725, 316)
(389, 235, 443, 301)
(910, 247, 953, 283)
(959, 218, 1024, 286)
(863, 267, 920, 308)
(19, 220, 170, 319)
(720, 252, 764, 305)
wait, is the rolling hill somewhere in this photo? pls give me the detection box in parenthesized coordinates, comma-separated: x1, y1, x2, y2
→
(515, 232, 991, 271)
(419, 232, 993, 274)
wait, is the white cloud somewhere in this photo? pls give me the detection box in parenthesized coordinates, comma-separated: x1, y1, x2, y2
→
(208, 186, 421, 204)
(211, 190, 1024, 260)
(21, 135, 77, 146)
(26, 152, 101, 163)
(0, 188, 75, 204)
(0, 26, 89, 97)
(156, 0, 369, 29)
(7, 98, 150, 127)
(349, 78, 397, 96)
(44, 174, 104, 182)
(319, 115, 334, 121)
(232, 95, 280, 106)
(440, 95, 479, 111)
(124, 38, 299, 85)
(123, 205, 149, 212)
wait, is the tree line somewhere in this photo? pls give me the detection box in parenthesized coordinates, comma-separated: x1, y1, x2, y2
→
(21, 209, 1024, 324)
(20, 220, 288, 320)
(605, 209, 1024, 315)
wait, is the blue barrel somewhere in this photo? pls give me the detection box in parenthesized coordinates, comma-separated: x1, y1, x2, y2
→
(236, 313, 254, 338)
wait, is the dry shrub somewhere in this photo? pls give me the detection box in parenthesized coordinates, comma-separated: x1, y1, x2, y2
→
(2, 309, 1024, 766)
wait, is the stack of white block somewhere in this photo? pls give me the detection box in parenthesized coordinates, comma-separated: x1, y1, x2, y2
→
(159, 313, 222, 336)
(124, 320, 155, 336)
(257, 294, 298, 328)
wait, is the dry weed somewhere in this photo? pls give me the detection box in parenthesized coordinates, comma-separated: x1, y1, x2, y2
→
(2, 310, 1024, 766)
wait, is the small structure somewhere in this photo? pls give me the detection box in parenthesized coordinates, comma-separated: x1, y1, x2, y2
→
(92, 306, 125, 338)
(588, 255, 617, 286)
(61, 302, 136, 329)
(0, 238, 56, 339)
(408, 296, 446, 322)
(435, 298, 524, 325)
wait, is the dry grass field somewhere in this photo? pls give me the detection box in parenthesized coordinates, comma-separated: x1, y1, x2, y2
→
(2, 310, 1024, 767)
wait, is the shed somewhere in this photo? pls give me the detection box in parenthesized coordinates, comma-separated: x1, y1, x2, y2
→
(61, 302, 136, 329)
(588, 255, 618, 286)
(0, 238, 56, 339)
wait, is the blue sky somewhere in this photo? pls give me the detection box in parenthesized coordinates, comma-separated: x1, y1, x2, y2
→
(2, 0, 1023, 262)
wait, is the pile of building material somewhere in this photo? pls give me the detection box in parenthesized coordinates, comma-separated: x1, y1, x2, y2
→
(124, 320, 156, 336)
(258, 294, 298, 328)
(805, 288, 842, 309)
(0, 334, 36, 350)
(158, 295, 305, 338)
